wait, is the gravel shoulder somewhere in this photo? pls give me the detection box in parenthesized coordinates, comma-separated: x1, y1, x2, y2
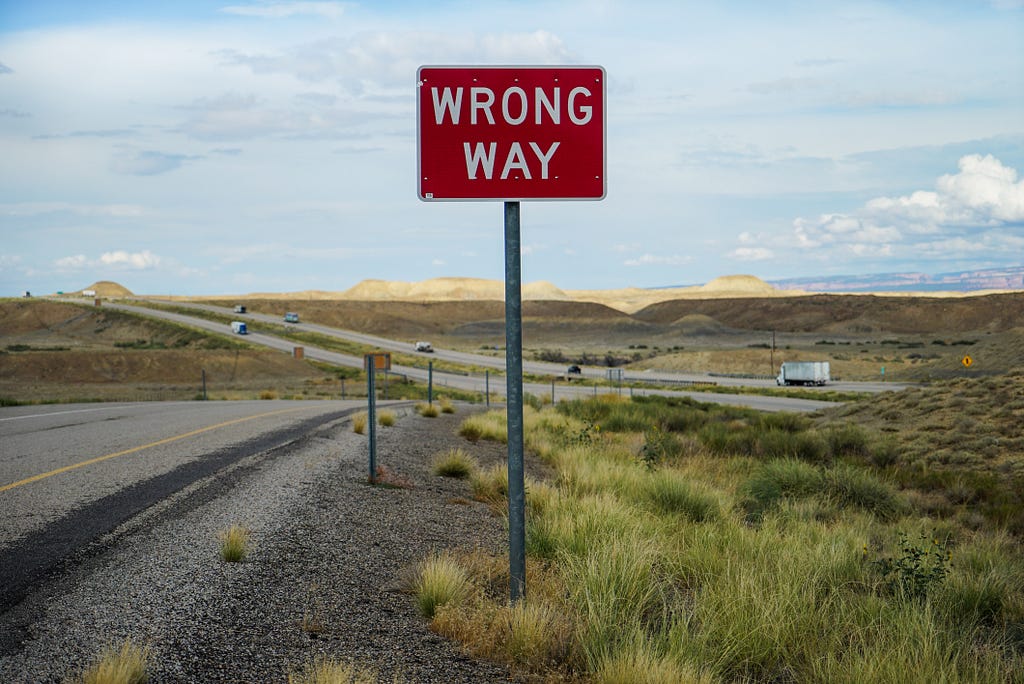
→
(0, 405, 523, 683)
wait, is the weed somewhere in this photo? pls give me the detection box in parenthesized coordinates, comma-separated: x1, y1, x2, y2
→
(438, 396, 456, 414)
(469, 462, 508, 506)
(459, 412, 507, 443)
(377, 410, 395, 427)
(352, 412, 367, 434)
(638, 427, 682, 469)
(77, 640, 150, 684)
(432, 448, 478, 478)
(219, 524, 250, 562)
(372, 465, 413, 489)
(872, 531, 951, 599)
(259, 390, 278, 400)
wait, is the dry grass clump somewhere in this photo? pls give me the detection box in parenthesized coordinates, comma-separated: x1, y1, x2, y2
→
(469, 462, 508, 508)
(288, 657, 385, 684)
(259, 389, 278, 400)
(459, 411, 507, 443)
(416, 402, 439, 417)
(377, 410, 395, 427)
(76, 640, 150, 684)
(352, 412, 368, 434)
(438, 397, 456, 414)
(432, 448, 478, 478)
(219, 524, 251, 562)
(412, 552, 473, 618)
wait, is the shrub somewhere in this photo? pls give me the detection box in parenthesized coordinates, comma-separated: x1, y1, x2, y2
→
(414, 553, 471, 618)
(352, 412, 367, 434)
(432, 448, 478, 479)
(259, 390, 278, 400)
(439, 397, 456, 414)
(77, 640, 150, 684)
(459, 412, 507, 443)
(219, 524, 250, 562)
(377, 410, 395, 427)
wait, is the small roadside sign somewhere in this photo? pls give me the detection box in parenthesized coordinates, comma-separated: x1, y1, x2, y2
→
(962, 355, 973, 368)
(364, 353, 391, 371)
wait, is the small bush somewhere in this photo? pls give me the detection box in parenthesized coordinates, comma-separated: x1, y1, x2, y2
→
(77, 640, 150, 684)
(415, 553, 472, 618)
(352, 412, 367, 434)
(740, 459, 826, 519)
(377, 410, 395, 427)
(219, 524, 250, 562)
(439, 397, 456, 414)
(259, 390, 278, 400)
(417, 402, 439, 418)
(433, 448, 478, 478)
(459, 412, 507, 443)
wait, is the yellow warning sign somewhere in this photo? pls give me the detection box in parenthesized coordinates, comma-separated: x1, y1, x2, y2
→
(962, 355, 973, 368)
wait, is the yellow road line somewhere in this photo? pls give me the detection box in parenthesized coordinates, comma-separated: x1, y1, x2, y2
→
(0, 407, 308, 493)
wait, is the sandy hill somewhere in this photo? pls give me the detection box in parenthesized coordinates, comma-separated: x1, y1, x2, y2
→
(338, 277, 571, 302)
(76, 281, 134, 297)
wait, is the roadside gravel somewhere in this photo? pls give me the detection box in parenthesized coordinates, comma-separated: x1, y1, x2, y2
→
(0, 405, 524, 683)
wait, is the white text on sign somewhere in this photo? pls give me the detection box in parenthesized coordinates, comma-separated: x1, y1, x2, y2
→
(431, 86, 593, 181)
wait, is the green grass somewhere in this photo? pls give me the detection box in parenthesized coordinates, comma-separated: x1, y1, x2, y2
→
(76, 640, 150, 684)
(434, 394, 1024, 682)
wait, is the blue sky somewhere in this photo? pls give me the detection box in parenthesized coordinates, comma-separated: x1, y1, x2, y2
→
(1, 0, 1022, 296)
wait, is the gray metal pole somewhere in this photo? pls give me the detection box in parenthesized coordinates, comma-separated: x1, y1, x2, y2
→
(367, 365, 377, 483)
(428, 360, 433, 405)
(504, 201, 526, 603)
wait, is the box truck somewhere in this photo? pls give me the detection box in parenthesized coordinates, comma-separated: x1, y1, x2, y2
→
(231, 321, 248, 335)
(777, 361, 830, 386)
(233, 305, 246, 314)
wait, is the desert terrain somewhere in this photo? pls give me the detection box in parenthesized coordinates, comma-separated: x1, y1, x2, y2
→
(2, 275, 1022, 403)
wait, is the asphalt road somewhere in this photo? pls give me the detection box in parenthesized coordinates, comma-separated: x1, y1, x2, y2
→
(0, 400, 374, 614)
(105, 300, 894, 412)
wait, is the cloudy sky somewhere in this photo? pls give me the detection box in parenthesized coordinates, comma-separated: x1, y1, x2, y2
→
(1, 0, 1022, 296)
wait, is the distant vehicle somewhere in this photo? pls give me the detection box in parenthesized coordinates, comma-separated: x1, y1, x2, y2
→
(231, 321, 248, 335)
(567, 365, 582, 375)
(415, 341, 434, 353)
(233, 305, 247, 314)
(777, 361, 829, 386)
(22, 291, 31, 298)
(284, 312, 299, 323)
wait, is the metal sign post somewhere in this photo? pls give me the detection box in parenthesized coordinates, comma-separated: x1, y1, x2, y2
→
(364, 353, 391, 484)
(505, 200, 526, 602)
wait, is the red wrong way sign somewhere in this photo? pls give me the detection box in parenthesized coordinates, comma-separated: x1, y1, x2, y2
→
(417, 65, 606, 201)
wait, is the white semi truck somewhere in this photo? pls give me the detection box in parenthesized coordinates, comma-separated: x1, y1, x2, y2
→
(777, 361, 830, 386)
(231, 321, 248, 335)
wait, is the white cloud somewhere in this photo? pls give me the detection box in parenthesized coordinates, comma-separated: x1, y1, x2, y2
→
(791, 154, 1024, 262)
(220, 2, 346, 20)
(1, 202, 145, 217)
(54, 251, 162, 271)
(99, 250, 162, 269)
(624, 254, 692, 267)
(730, 247, 774, 261)
(110, 151, 197, 176)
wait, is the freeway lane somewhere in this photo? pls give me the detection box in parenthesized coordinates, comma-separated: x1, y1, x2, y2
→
(101, 301, 867, 412)
(0, 400, 369, 612)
